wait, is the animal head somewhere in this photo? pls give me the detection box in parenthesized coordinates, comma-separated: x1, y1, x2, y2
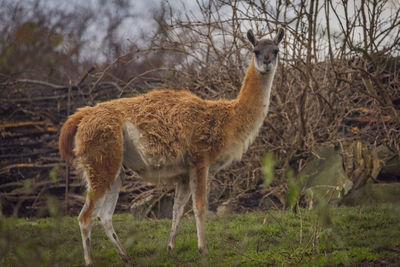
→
(247, 28, 284, 74)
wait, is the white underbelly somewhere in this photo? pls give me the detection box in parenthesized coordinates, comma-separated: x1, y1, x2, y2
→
(139, 164, 188, 184)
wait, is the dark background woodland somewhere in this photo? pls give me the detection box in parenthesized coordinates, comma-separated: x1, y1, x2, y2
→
(1, 0, 399, 217)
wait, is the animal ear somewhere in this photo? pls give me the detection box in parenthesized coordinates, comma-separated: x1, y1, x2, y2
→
(247, 30, 258, 46)
(274, 28, 285, 45)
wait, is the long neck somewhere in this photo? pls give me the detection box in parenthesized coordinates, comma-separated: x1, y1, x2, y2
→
(234, 55, 276, 131)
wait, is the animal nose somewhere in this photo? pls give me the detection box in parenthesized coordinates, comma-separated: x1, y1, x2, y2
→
(263, 57, 271, 65)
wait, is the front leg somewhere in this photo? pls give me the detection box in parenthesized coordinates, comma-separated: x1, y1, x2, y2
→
(189, 163, 209, 254)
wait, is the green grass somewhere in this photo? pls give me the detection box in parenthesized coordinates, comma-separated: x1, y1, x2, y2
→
(1, 204, 399, 266)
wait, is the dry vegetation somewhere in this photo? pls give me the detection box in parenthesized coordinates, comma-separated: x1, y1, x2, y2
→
(1, 0, 399, 217)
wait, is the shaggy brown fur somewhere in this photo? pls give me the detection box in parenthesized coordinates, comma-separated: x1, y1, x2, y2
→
(58, 111, 84, 164)
(59, 28, 284, 266)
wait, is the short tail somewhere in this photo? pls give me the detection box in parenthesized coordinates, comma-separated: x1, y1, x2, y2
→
(59, 111, 85, 164)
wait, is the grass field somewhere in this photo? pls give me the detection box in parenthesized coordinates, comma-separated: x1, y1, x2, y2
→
(1, 203, 399, 266)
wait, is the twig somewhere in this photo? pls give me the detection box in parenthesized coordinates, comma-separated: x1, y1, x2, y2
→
(0, 79, 67, 89)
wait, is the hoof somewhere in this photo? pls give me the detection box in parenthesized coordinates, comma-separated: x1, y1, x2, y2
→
(199, 246, 208, 254)
(120, 253, 131, 263)
(167, 236, 175, 252)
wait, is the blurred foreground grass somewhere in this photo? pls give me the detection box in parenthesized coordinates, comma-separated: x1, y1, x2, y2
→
(1, 203, 399, 266)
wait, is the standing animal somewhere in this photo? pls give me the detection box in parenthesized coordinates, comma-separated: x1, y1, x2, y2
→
(59, 27, 284, 266)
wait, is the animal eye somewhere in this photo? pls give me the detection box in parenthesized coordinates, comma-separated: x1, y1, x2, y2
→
(273, 49, 279, 56)
(253, 50, 260, 56)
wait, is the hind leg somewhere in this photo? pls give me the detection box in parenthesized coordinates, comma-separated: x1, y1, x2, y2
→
(78, 186, 105, 266)
(74, 112, 124, 265)
(97, 173, 130, 262)
(77, 146, 123, 265)
(78, 167, 123, 266)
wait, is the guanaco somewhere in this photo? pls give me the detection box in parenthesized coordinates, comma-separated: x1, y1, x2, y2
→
(59, 27, 284, 265)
